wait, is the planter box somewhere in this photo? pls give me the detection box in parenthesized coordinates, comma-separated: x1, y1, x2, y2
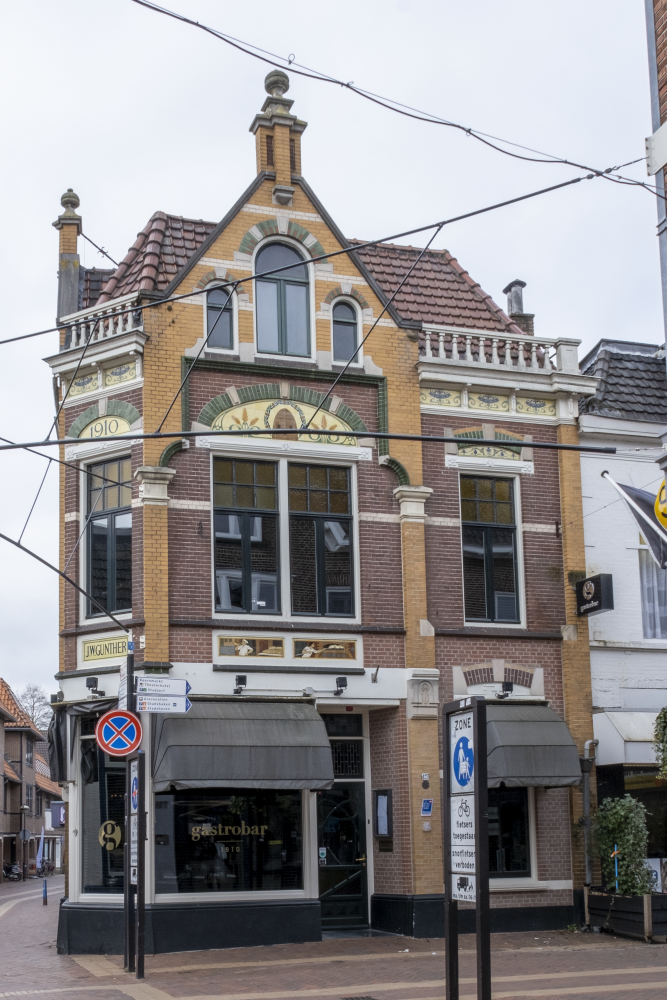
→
(588, 891, 667, 941)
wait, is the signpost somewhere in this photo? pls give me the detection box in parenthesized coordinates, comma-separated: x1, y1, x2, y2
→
(95, 710, 142, 757)
(136, 694, 192, 714)
(443, 696, 490, 1000)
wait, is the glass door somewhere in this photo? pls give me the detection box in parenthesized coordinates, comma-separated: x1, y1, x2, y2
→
(317, 781, 368, 928)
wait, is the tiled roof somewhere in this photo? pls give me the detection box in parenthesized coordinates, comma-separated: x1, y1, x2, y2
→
(4, 760, 20, 783)
(80, 268, 114, 310)
(0, 679, 43, 737)
(98, 213, 218, 303)
(35, 756, 60, 797)
(350, 241, 524, 332)
(580, 340, 667, 423)
(97, 207, 519, 332)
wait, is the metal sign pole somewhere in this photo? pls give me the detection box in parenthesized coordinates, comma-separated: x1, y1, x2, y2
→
(135, 751, 146, 980)
(124, 760, 135, 973)
(443, 696, 491, 1000)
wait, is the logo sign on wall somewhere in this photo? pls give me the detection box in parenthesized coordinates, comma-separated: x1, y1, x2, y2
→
(575, 573, 614, 617)
(95, 710, 142, 757)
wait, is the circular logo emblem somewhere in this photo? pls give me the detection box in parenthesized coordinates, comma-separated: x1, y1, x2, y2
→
(95, 710, 142, 757)
(98, 821, 122, 851)
(582, 580, 595, 601)
(656, 481, 667, 529)
(131, 776, 139, 812)
(454, 736, 474, 787)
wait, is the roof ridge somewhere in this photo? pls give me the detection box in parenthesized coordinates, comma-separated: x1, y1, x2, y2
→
(0, 678, 43, 737)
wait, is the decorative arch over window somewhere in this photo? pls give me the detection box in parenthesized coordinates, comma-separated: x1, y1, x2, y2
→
(255, 243, 310, 357)
(68, 399, 141, 439)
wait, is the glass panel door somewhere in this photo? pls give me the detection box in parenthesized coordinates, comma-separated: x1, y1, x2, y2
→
(317, 782, 368, 928)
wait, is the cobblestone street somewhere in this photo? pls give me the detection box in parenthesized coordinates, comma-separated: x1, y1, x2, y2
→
(1, 879, 666, 1000)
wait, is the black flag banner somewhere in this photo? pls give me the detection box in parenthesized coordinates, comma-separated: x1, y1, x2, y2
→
(602, 472, 667, 569)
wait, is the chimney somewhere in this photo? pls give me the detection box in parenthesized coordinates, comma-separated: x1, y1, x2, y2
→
(249, 71, 308, 208)
(502, 278, 534, 335)
(53, 189, 82, 324)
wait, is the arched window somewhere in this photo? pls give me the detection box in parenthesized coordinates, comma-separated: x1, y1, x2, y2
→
(207, 286, 233, 350)
(332, 301, 358, 362)
(255, 243, 310, 357)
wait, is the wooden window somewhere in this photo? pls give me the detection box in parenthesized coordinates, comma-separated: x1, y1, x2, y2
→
(206, 286, 233, 350)
(332, 301, 358, 362)
(87, 457, 132, 617)
(460, 476, 519, 623)
(255, 243, 310, 357)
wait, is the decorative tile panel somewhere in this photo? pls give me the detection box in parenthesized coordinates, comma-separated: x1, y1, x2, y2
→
(210, 400, 357, 446)
(468, 392, 510, 412)
(516, 397, 556, 417)
(68, 373, 99, 397)
(293, 640, 356, 660)
(105, 361, 137, 387)
(420, 388, 462, 408)
(218, 637, 285, 658)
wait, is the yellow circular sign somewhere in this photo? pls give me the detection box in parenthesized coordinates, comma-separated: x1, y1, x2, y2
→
(656, 480, 667, 530)
(98, 821, 122, 851)
(79, 416, 131, 439)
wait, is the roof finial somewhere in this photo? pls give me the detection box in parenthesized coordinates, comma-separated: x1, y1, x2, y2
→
(60, 188, 80, 213)
(265, 69, 290, 98)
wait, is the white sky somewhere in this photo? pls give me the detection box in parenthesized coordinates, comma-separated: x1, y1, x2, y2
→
(0, 0, 660, 694)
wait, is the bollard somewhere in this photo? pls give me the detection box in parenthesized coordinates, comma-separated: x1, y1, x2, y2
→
(43, 877, 47, 905)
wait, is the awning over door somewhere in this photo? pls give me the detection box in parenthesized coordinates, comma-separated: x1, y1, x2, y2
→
(486, 704, 581, 787)
(152, 700, 335, 792)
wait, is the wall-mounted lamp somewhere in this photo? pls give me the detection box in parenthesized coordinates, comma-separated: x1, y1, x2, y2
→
(234, 675, 247, 695)
(85, 677, 105, 697)
(334, 676, 347, 697)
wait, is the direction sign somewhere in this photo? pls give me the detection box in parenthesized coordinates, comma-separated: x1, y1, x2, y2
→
(118, 662, 127, 710)
(135, 695, 191, 714)
(96, 710, 142, 757)
(135, 677, 191, 696)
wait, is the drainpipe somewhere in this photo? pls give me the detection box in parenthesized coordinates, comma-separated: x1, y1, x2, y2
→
(644, 0, 667, 344)
(581, 738, 599, 925)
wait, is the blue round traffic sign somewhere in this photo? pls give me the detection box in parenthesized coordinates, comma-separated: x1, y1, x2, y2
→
(453, 736, 474, 787)
(96, 710, 142, 757)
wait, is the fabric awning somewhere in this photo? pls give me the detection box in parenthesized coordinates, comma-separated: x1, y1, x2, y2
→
(152, 700, 335, 792)
(486, 703, 581, 787)
(593, 711, 658, 766)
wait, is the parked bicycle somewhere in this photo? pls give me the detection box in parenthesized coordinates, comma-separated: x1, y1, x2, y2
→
(35, 861, 55, 877)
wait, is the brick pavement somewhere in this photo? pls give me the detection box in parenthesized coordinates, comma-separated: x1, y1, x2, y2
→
(1, 887, 666, 1000)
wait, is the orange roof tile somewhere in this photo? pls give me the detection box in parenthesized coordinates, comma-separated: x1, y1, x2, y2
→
(0, 679, 43, 738)
(36, 771, 60, 797)
(4, 760, 20, 783)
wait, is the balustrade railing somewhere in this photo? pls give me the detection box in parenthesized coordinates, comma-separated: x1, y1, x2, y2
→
(419, 328, 557, 372)
(60, 293, 143, 351)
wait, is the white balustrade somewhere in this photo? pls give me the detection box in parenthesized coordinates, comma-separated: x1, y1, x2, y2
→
(60, 293, 143, 351)
(419, 327, 564, 373)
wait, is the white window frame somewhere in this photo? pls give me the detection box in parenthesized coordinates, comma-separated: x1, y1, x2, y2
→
(330, 296, 363, 368)
(252, 237, 317, 364)
(458, 469, 526, 629)
(209, 447, 361, 626)
(203, 282, 238, 356)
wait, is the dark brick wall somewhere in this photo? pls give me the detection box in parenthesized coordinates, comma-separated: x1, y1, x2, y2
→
(369, 706, 413, 895)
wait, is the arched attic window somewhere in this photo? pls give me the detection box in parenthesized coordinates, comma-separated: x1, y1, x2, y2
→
(332, 301, 359, 363)
(255, 243, 310, 357)
(207, 286, 234, 350)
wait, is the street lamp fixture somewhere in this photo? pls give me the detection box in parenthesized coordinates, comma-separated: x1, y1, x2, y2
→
(19, 803, 29, 881)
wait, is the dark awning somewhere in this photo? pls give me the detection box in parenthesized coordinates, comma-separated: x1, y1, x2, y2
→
(486, 704, 581, 788)
(152, 700, 335, 792)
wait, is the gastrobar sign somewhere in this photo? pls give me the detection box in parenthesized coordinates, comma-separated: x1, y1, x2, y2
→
(575, 574, 614, 617)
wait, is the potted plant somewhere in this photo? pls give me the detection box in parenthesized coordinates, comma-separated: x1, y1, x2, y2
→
(588, 794, 667, 941)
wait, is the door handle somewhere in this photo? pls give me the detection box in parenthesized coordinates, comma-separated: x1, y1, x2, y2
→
(355, 855, 366, 863)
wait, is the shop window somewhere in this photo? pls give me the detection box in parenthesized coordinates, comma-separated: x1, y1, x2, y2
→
(206, 286, 234, 350)
(488, 787, 530, 877)
(87, 457, 132, 617)
(214, 459, 279, 614)
(461, 476, 519, 623)
(332, 301, 358, 363)
(81, 742, 125, 893)
(25, 739, 33, 767)
(289, 464, 353, 616)
(255, 243, 310, 357)
(639, 548, 667, 638)
(321, 713, 363, 737)
(154, 789, 303, 894)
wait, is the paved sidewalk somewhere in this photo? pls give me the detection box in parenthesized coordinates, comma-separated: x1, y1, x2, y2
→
(0, 890, 665, 1000)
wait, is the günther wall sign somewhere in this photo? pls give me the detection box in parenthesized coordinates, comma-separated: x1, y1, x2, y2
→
(443, 696, 491, 1000)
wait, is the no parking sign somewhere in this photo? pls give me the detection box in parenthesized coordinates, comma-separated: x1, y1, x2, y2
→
(95, 710, 142, 757)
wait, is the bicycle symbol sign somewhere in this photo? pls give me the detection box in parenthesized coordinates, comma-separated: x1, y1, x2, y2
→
(458, 799, 471, 818)
(96, 710, 142, 757)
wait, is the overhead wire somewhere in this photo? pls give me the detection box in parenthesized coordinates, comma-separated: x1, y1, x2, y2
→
(128, 0, 658, 198)
(81, 233, 119, 267)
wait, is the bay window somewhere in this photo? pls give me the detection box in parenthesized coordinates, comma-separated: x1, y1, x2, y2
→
(461, 475, 519, 623)
(213, 458, 354, 618)
(87, 457, 132, 616)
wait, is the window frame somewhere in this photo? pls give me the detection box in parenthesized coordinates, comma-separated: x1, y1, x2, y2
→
(330, 297, 363, 367)
(489, 787, 542, 892)
(459, 472, 525, 627)
(210, 452, 360, 624)
(85, 455, 133, 619)
(253, 239, 314, 362)
(204, 283, 237, 355)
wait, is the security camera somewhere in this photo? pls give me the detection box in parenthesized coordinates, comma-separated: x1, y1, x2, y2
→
(334, 676, 347, 697)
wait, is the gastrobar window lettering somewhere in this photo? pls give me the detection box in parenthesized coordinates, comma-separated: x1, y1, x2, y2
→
(87, 457, 132, 617)
(460, 476, 519, 623)
(154, 790, 303, 893)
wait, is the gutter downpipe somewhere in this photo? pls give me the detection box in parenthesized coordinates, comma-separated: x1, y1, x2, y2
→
(644, 0, 667, 346)
(582, 737, 599, 926)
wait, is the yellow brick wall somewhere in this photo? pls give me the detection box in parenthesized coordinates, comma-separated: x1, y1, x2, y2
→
(59, 224, 78, 254)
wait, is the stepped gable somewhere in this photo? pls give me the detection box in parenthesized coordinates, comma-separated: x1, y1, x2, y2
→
(97, 213, 217, 303)
(350, 240, 524, 333)
(580, 339, 667, 423)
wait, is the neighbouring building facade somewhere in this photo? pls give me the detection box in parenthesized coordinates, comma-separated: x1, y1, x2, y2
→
(578, 339, 667, 876)
(1, 680, 61, 874)
(47, 72, 598, 954)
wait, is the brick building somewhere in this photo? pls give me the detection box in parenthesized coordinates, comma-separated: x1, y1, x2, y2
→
(47, 71, 597, 954)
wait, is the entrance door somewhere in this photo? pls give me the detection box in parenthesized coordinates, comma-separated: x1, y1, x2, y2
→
(317, 782, 368, 928)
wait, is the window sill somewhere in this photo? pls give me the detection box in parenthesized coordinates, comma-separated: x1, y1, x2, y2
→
(154, 889, 311, 904)
(489, 878, 573, 892)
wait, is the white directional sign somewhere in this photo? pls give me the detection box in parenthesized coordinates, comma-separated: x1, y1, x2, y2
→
(452, 873, 477, 902)
(118, 662, 127, 710)
(450, 710, 475, 794)
(135, 695, 192, 714)
(135, 677, 191, 696)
